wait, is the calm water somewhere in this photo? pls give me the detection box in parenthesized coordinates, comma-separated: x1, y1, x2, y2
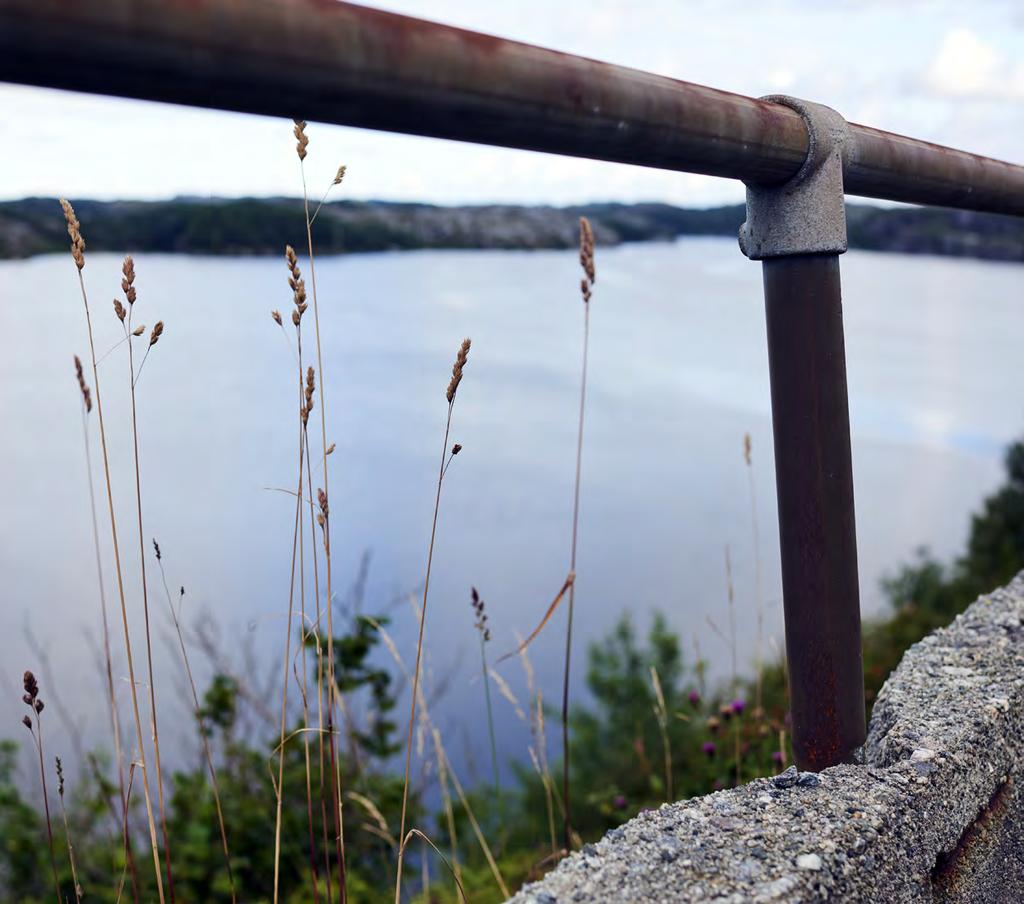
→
(0, 238, 1020, 783)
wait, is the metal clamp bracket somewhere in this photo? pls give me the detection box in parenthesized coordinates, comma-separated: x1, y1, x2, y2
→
(739, 96, 851, 260)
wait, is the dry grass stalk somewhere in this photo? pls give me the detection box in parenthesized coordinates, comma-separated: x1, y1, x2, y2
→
(60, 200, 167, 904)
(294, 122, 348, 902)
(650, 666, 673, 801)
(561, 216, 597, 850)
(309, 164, 348, 227)
(21, 671, 61, 899)
(434, 728, 464, 894)
(272, 254, 315, 903)
(744, 433, 766, 715)
(115, 763, 139, 904)
(518, 641, 561, 852)
(272, 442, 306, 904)
(394, 338, 471, 902)
(295, 301, 326, 903)
(73, 353, 137, 896)
(277, 233, 336, 902)
(433, 726, 510, 897)
(403, 829, 467, 904)
(119, 254, 176, 901)
(301, 412, 334, 903)
(496, 572, 575, 665)
(533, 695, 560, 853)
(471, 587, 501, 812)
(153, 542, 237, 902)
(371, 609, 510, 899)
(724, 546, 741, 786)
(56, 757, 84, 903)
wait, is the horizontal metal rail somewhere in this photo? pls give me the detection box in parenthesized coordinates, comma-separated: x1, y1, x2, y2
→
(1, 0, 1023, 216)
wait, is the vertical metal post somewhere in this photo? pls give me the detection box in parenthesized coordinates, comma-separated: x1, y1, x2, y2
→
(740, 97, 865, 771)
(762, 255, 864, 770)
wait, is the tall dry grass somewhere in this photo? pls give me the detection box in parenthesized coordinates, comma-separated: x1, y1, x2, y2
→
(21, 671, 60, 899)
(394, 337, 472, 902)
(60, 199, 167, 904)
(154, 542, 236, 902)
(744, 433, 767, 722)
(560, 216, 596, 850)
(118, 255, 175, 900)
(56, 756, 84, 903)
(294, 119, 348, 902)
(470, 587, 501, 818)
(271, 245, 314, 904)
(73, 354, 139, 897)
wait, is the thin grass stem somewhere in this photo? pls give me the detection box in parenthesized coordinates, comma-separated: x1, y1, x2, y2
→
(76, 382, 136, 893)
(272, 410, 305, 904)
(124, 281, 176, 902)
(154, 547, 237, 902)
(61, 199, 167, 904)
(299, 145, 347, 902)
(395, 400, 454, 902)
(562, 217, 595, 851)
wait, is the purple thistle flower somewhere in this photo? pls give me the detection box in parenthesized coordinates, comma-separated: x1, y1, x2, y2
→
(688, 690, 701, 706)
(613, 794, 627, 810)
(731, 698, 746, 715)
(772, 750, 785, 764)
(701, 741, 716, 758)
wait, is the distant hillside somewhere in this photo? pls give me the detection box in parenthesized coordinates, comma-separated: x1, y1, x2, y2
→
(1, 197, 1021, 263)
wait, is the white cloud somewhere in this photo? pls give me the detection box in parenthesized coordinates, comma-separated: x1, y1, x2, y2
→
(924, 27, 1024, 100)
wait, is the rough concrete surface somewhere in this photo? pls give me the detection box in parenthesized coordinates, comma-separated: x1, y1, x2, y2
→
(509, 573, 1024, 903)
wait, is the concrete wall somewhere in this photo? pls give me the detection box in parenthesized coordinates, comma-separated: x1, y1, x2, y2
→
(510, 573, 1024, 903)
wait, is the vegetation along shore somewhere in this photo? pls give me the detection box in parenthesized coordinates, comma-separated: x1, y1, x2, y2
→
(2, 197, 1023, 263)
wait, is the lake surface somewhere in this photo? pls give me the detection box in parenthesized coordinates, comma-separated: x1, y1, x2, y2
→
(0, 238, 1020, 785)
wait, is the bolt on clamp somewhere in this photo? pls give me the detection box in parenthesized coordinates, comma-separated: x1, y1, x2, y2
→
(739, 96, 852, 260)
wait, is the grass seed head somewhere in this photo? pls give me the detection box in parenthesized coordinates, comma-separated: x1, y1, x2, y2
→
(113, 299, 126, 323)
(121, 255, 137, 304)
(445, 338, 471, 403)
(271, 309, 283, 326)
(59, 199, 86, 270)
(293, 120, 309, 161)
(333, 164, 347, 186)
(285, 245, 307, 316)
(302, 366, 315, 425)
(579, 216, 596, 302)
(471, 587, 490, 640)
(149, 321, 164, 348)
(23, 670, 38, 702)
(744, 433, 752, 467)
(73, 355, 92, 413)
(132, 324, 145, 337)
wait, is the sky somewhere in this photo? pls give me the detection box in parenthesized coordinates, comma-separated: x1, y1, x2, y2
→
(0, 0, 1022, 207)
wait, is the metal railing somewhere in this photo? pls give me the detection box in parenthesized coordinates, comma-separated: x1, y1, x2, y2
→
(2, 0, 1022, 772)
